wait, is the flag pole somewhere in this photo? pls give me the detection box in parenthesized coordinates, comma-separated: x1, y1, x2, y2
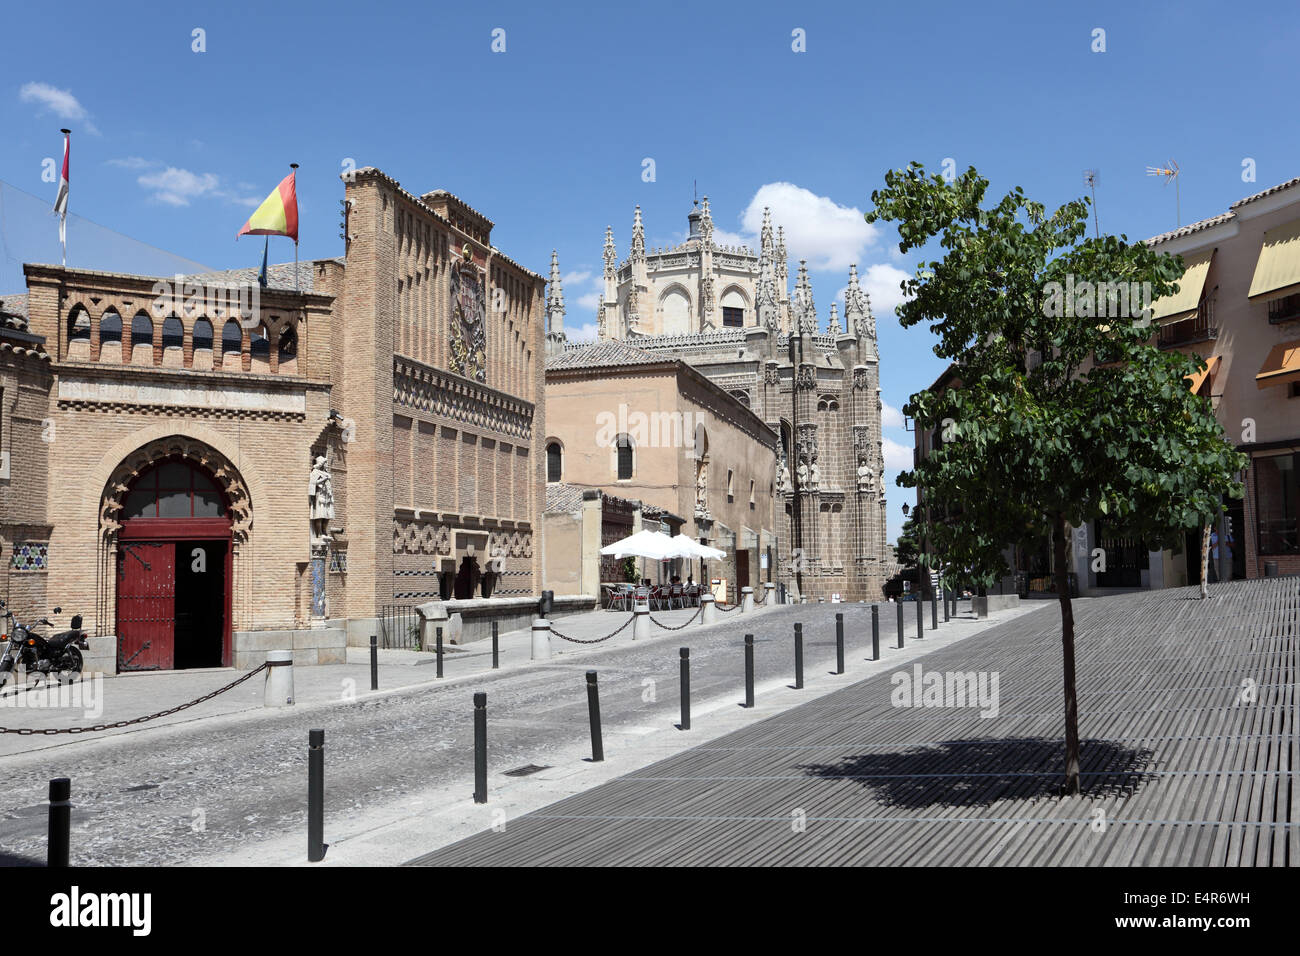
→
(290, 163, 300, 291)
(58, 129, 70, 267)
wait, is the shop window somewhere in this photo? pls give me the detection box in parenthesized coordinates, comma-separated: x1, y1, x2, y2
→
(1255, 453, 1299, 555)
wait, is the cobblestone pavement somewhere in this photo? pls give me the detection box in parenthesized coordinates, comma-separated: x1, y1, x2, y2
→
(0, 598, 973, 865)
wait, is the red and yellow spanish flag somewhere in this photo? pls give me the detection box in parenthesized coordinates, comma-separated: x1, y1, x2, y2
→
(237, 170, 298, 241)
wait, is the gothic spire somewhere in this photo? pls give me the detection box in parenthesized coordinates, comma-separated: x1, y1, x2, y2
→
(602, 226, 616, 277)
(793, 259, 817, 334)
(700, 196, 713, 246)
(843, 263, 875, 340)
(760, 207, 774, 258)
(631, 205, 645, 262)
(828, 302, 841, 336)
(546, 249, 565, 330)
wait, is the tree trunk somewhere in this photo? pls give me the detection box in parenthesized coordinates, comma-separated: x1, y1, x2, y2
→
(1054, 513, 1081, 795)
(1200, 521, 1212, 599)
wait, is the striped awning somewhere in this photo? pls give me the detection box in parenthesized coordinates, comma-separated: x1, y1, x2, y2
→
(1248, 219, 1300, 300)
(1152, 249, 1214, 323)
(1255, 339, 1300, 390)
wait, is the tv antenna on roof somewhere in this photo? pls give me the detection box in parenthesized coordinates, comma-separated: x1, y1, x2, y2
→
(1083, 169, 1100, 238)
(1145, 160, 1181, 228)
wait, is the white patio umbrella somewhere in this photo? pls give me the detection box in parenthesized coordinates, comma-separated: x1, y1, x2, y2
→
(599, 529, 678, 560)
(669, 533, 725, 560)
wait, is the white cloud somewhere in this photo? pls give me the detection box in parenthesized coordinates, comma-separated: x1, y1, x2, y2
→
(712, 228, 749, 249)
(137, 167, 220, 206)
(570, 321, 599, 341)
(107, 156, 159, 170)
(882, 435, 913, 472)
(861, 263, 912, 315)
(562, 270, 592, 286)
(738, 182, 880, 272)
(576, 292, 602, 311)
(19, 81, 98, 133)
(881, 400, 905, 430)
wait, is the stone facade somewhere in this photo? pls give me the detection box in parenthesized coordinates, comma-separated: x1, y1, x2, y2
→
(0, 165, 546, 673)
(563, 200, 888, 601)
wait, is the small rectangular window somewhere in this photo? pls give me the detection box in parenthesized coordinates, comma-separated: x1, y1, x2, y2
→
(722, 307, 744, 327)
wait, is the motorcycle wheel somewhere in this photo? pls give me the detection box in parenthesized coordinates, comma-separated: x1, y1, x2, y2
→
(58, 646, 83, 680)
(0, 658, 11, 689)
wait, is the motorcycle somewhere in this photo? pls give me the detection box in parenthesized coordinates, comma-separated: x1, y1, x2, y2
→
(0, 600, 87, 689)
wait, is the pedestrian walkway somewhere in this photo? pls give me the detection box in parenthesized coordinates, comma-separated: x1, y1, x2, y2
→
(409, 577, 1300, 866)
(0, 602, 761, 758)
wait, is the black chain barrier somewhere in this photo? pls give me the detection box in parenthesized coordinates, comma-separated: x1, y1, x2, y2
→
(648, 605, 704, 631)
(551, 613, 636, 645)
(0, 662, 270, 735)
(714, 600, 740, 613)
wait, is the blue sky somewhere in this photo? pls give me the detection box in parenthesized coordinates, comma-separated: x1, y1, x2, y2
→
(3, 0, 1297, 545)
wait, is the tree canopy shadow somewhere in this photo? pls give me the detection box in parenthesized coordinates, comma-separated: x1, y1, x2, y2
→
(798, 737, 1157, 809)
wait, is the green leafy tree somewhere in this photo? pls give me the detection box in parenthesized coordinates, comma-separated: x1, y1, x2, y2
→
(867, 163, 1247, 794)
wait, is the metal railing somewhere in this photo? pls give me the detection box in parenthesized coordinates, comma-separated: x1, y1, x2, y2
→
(1158, 300, 1217, 348)
(378, 604, 422, 650)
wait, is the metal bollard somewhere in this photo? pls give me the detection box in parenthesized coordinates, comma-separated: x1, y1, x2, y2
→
(47, 777, 70, 868)
(473, 692, 487, 804)
(264, 649, 294, 707)
(871, 604, 880, 660)
(586, 671, 604, 762)
(679, 648, 691, 730)
(835, 612, 845, 675)
(633, 599, 651, 639)
(794, 623, 804, 689)
(944, 590, 950, 623)
(897, 600, 905, 649)
(308, 729, 325, 862)
(744, 634, 755, 708)
(369, 634, 378, 691)
(916, 592, 924, 639)
(436, 625, 444, 679)
(531, 618, 552, 660)
(932, 593, 938, 630)
(491, 621, 499, 670)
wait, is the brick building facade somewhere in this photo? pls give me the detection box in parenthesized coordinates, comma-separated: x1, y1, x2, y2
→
(0, 165, 546, 675)
(551, 200, 889, 601)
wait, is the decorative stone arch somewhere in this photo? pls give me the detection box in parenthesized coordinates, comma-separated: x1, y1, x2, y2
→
(86, 424, 269, 638)
(719, 284, 750, 309)
(97, 434, 254, 543)
(657, 283, 693, 335)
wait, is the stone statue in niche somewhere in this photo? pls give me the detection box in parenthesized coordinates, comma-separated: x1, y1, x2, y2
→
(309, 455, 335, 545)
(810, 459, 822, 491)
(796, 460, 809, 488)
(857, 460, 876, 494)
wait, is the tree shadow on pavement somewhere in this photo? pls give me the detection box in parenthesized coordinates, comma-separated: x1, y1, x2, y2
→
(798, 737, 1157, 809)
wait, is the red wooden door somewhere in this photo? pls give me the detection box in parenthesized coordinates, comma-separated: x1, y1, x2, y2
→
(117, 542, 175, 670)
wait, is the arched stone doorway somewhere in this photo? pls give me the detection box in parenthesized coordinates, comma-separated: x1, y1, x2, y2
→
(99, 438, 251, 671)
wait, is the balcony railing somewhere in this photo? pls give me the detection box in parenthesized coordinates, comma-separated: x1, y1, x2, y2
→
(1158, 300, 1217, 349)
(1267, 291, 1300, 325)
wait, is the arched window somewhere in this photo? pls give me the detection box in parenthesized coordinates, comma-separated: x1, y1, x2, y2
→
(616, 434, 634, 480)
(546, 441, 562, 483)
(222, 320, 243, 355)
(162, 316, 184, 350)
(277, 325, 297, 364)
(121, 458, 228, 520)
(250, 323, 270, 361)
(68, 305, 91, 341)
(131, 311, 153, 349)
(192, 318, 214, 351)
(99, 309, 122, 343)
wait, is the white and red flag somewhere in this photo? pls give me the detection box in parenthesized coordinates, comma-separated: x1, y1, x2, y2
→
(54, 129, 69, 262)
